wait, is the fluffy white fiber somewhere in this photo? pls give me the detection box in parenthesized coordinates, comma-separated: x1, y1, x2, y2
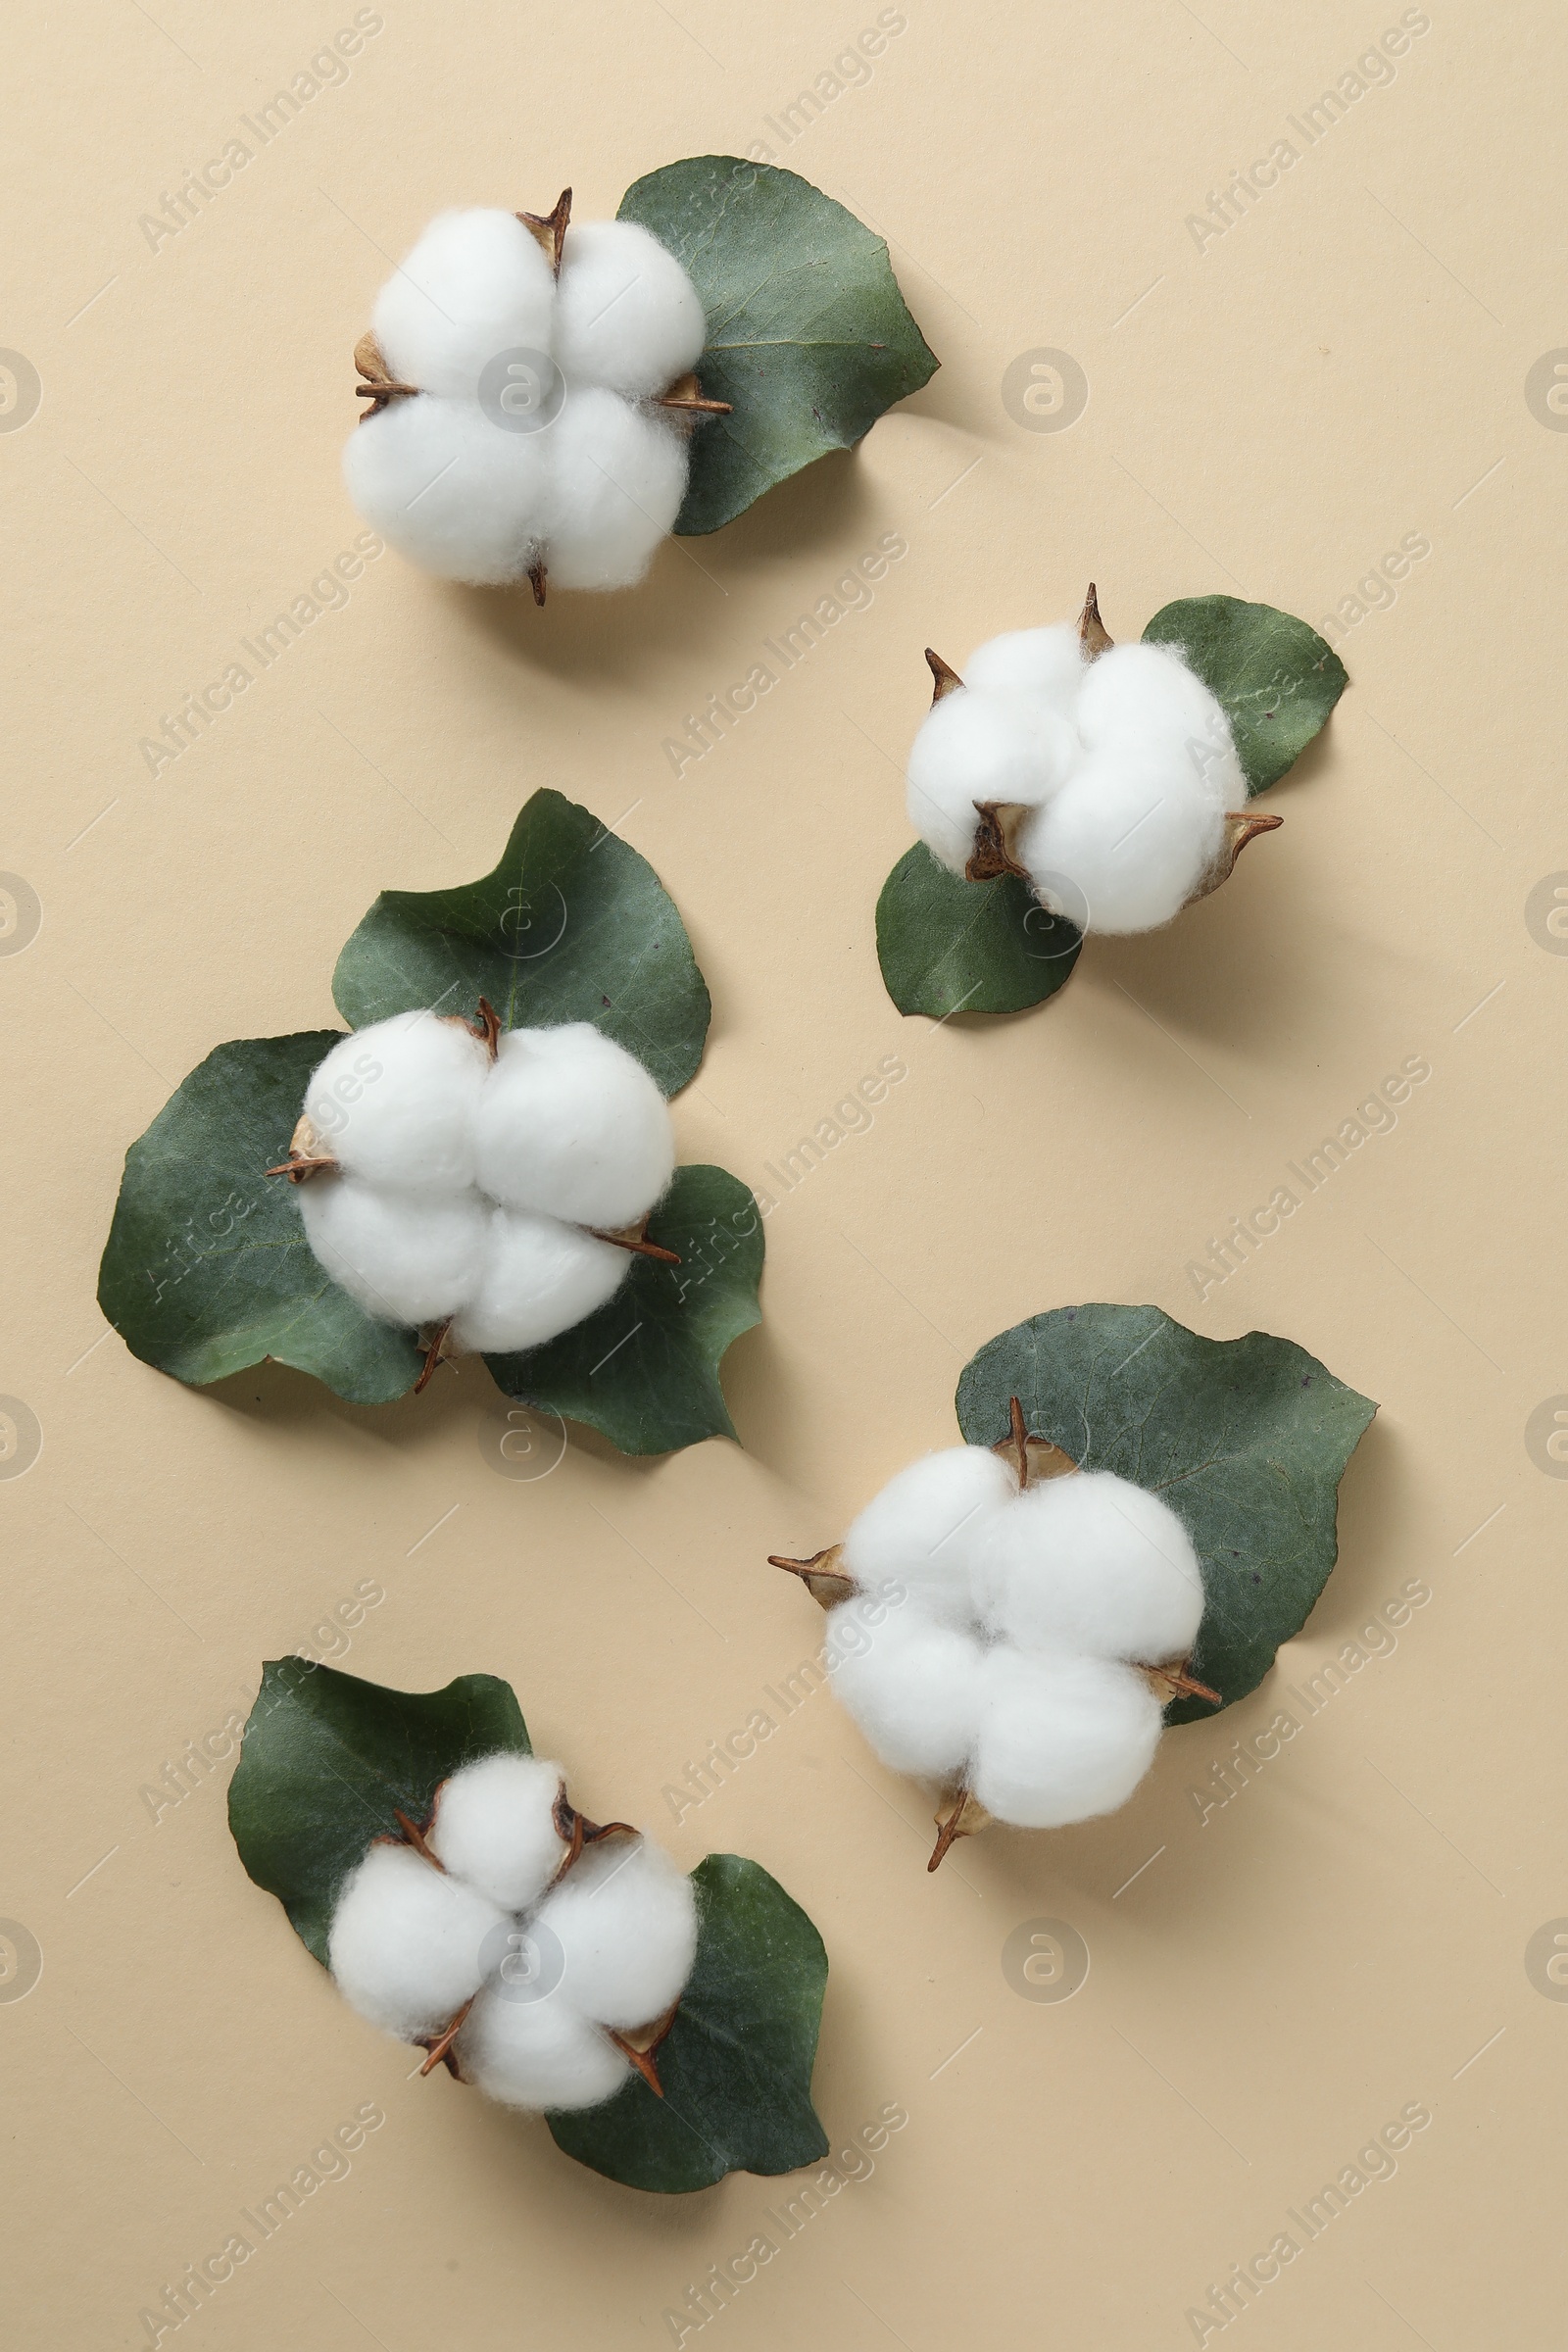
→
(344, 208, 709, 592)
(825, 1446, 1206, 1832)
(294, 1011, 674, 1356)
(327, 1754, 699, 2114)
(906, 625, 1248, 933)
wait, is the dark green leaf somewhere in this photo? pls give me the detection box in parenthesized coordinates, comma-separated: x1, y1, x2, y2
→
(955, 1305, 1376, 1721)
(1142, 596, 1348, 794)
(875, 843, 1081, 1018)
(486, 1164, 763, 1456)
(619, 156, 938, 537)
(96, 1032, 423, 1404)
(548, 1853, 829, 2191)
(331, 790, 710, 1099)
(227, 1662, 530, 1965)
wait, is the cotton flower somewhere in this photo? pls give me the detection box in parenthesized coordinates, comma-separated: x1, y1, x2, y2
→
(327, 1753, 698, 2110)
(274, 1005, 677, 1383)
(906, 589, 1281, 934)
(771, 1407, 1217, 1867)
(344, 195, 727, 599)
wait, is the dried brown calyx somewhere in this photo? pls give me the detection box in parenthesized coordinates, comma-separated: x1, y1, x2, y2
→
(1192, 808, 1284, 898)
(398, 1778, 678, 2091)
(265, 1113, 338, 1184)
(354, 331, 419, 419)
(768, 1395, 1222, 1872)
(518, 186, 574, 276)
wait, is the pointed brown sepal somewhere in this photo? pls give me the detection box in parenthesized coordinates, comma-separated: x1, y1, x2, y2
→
(527, 560, 548, 607)
(416, 1992, 474, 2078)
(265, 1112, 339, 1183)
(590, 1216, 682, 1267)
(989, 1400, 1079, 1489)
(925, 648, 963, 704)
(467, 999, 503, 1060)
(549, 1784, 639, 1886)
(963, 802, 1032, 883)
(1078, 581, 1113, 661)
(607, 2027, 666, 2096)
(928, 1787, 994, 1871)
(1144, 1661, 1223, 1707)
(656, 371, 733, 416)
(413, 1318, 455, 1396)
(1199, 808, 1284, 901)
(393, 1807, 445, 1868)
(353, 330, 419, 419)
(518, 188, 571, 276)
(767, 1544, 857, 1610)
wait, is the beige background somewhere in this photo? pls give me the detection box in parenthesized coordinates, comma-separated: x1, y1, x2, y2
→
(4, 1, 1565, 2344)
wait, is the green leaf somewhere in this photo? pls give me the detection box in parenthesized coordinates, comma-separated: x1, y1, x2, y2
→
(955, 1305, 1376, 1722)
(547, 1854, 829, 2192)
(227, 1662, 530, 1965)
(1142, 596, 1348, 795)
(96, 1032, 424, 1404)
(230, 1672, 829, 2191)
(332, 789, 710, 1099)
(875, 843, 1082, 1018)
(485, 1165, 763, 1456)
(618, 156, 938, 537)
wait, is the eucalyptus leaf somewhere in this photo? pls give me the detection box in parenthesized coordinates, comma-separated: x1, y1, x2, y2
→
(875, 844, 1081, 1018)
(97, 1032, 423, 1404)
(547, 1854, 830, 2192)
(485, 1164, 764, 1455)
(228, 1662, 530, 1964)
(1142, 595, 1348, 794)
(956, 1305, 1375, 1721)
(228, 1667, 829, 2191)
(619, 156, 938, 537)
(332, 789, 710, 1099)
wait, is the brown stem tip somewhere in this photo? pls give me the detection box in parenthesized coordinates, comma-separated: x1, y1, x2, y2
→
(394, 1807, 444, 1869)
(767, 1544, 857, 1609)
(1193, 809, 1284, 902)
(591, 1218, 682, 1266)
(1078, 581, 1113, 661)
(417, 1992, 474, 2078)
(657, 371, 733, 416)
(1146, 1661, 1222, 1707)
(925, 648, 964, 705)
(353, 331, 419, 420)
(266, 1112, 337, 1183)
(988, 1399, 1079, 1489)
(518, 188, 572, 276)
(928, 1787, 994, 1871)
(527, 559, 548, 607)
(413, 1318, 455, 1396)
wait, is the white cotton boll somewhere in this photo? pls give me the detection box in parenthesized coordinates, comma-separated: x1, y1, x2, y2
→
(298, 1176, 487, 1328)
(974, 1471, 1204, 1663)
(1077, 642, 1244, 808)
(971, 1650, 1163, 1830)
(555, 220, 707, 399)
(372, 209, 556, 399)
(343, 395, 549, 585)
(840, 1446, 1015, 1626)
(473, 1025, 675, 1231)
(305, 1013, 490, 1191)
(906, 689, 1077, 875)
(458, 1984, 630, 2113)
(542, 387, 688, 590)
(828, 1607, 988, 1783)
(963, 624, 1086, 717)
(328, 1840, 503, 2039)
(449, 1207, 629, 1354)
(1017, 742, 1226, 933)
(539, 1835, 698, 2030)
(428, 1754, 567, 1913)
